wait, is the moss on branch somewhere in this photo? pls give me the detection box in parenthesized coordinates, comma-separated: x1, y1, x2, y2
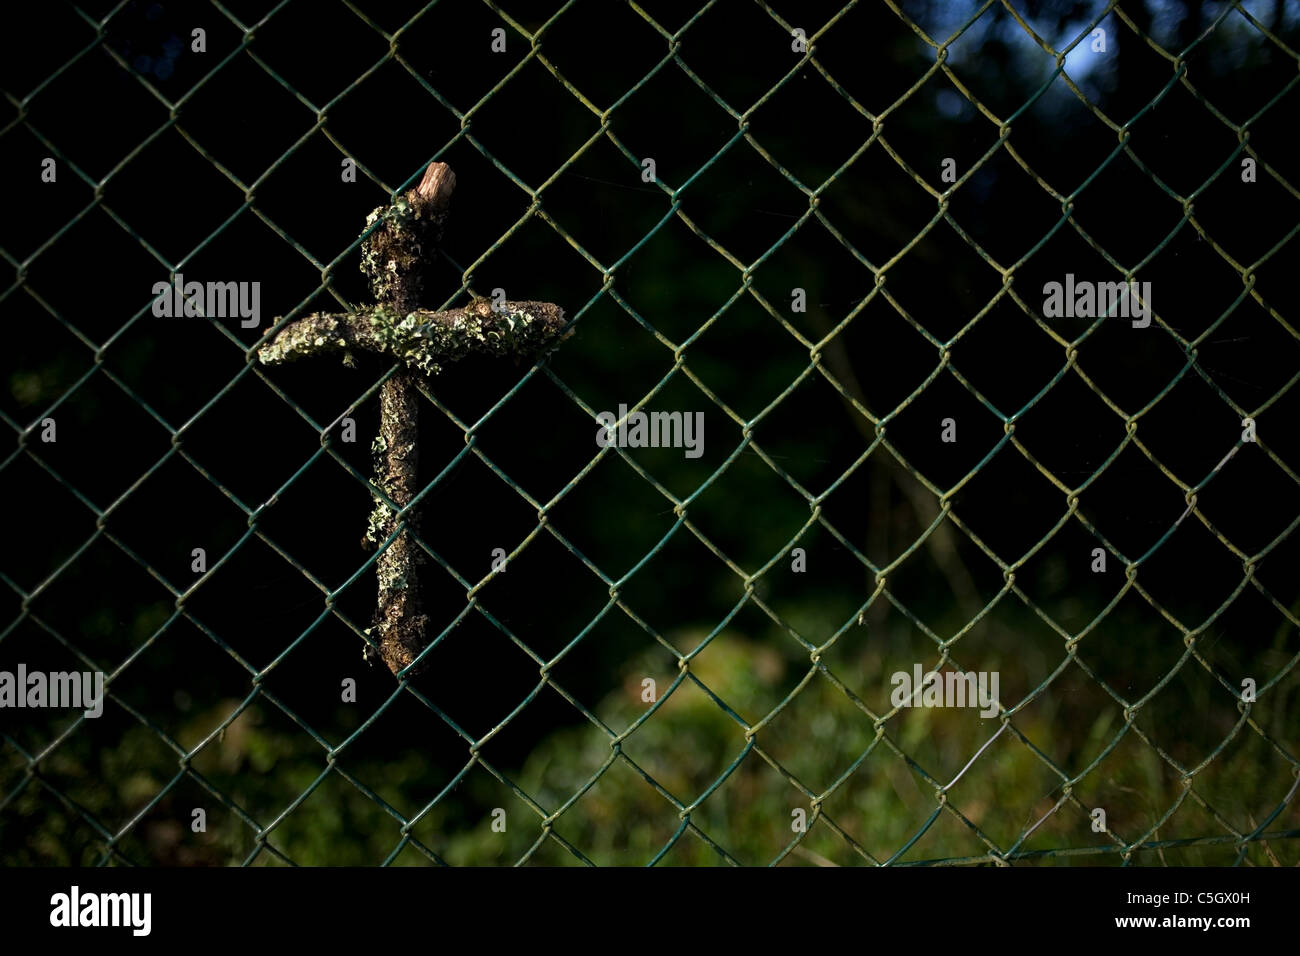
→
(254, 159, 568, 679)
(257, 300, 567, 375)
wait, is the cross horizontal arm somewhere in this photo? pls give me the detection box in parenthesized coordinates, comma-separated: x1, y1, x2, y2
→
(257, 299, 567, 375)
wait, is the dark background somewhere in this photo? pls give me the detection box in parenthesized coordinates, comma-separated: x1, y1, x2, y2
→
(1, 0, 1298, 865)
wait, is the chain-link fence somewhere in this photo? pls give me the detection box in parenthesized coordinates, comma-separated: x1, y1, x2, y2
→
(2, 0, 1299, 866)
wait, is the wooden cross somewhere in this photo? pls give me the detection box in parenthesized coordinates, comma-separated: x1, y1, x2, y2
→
(257, 161, 566, 677)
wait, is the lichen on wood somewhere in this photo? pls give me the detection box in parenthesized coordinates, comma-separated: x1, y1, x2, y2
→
(359, 162, 455, 315)
(363, 370, 428, 674)
(253, 159, 567, 678)
(257, 300, 568, 374)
